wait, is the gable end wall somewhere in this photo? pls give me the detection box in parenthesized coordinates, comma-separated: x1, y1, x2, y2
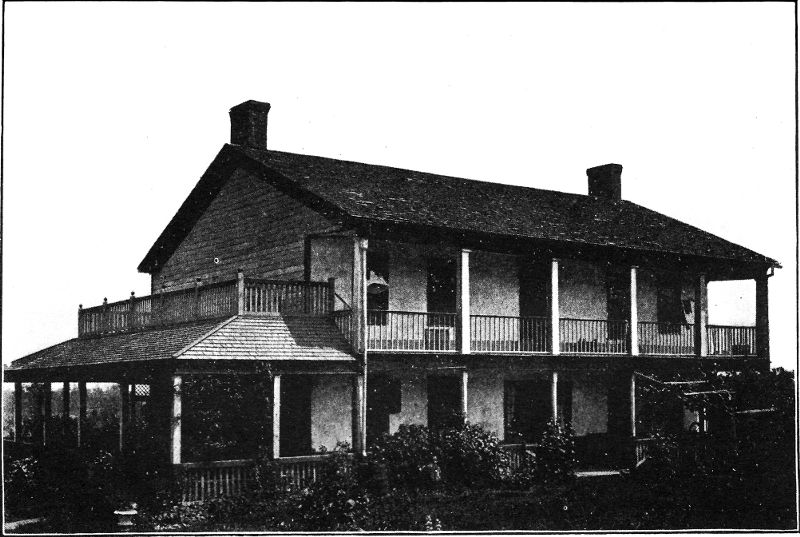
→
(151, 168, 338, 292)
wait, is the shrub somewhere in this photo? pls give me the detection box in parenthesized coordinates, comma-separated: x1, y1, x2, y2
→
(369, 424, 441, 490)
(436, 421, 510, 488)
(531, 420, 576, 484)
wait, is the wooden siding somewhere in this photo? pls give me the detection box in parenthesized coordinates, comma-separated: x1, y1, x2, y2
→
(151, 168, 338, 292)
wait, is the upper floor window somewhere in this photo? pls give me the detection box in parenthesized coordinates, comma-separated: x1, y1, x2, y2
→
(657, 273, 685, 333)
(367, 251, 389, 325)
(426, 257, 456, 314)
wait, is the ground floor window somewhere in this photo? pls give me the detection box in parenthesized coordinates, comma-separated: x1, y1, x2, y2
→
(504, 377, 572, 443)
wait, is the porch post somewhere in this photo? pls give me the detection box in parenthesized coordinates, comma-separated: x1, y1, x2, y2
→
(14, 382, 22, 442)
(456, 249, 471, 354)
(550, 259, 560, 355)
(351, 374, 365, 455)
(755, 273, 770, 360)
(43, 383, 52, 446)
(272, 374, 281, 459)
(551, 371, 558, 424)
(630, 373, 637, 438)
(62, 382, 70, 418)
(119, 383, 130, 453)
(171, 375, 182, 465)
(629, 266, 638, 356)
(460, 370, 469, 420)
(78, 382, 87, 447)
(694, 273, 708, 357)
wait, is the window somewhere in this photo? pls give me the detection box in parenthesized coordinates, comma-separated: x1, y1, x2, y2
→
(606, 268, 629, 340)
(426, 258, 456, 314)
(367, 251, 389, 325)
(657, 273, 684, 333)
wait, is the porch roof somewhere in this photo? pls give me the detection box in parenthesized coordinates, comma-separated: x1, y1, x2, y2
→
(7, 315, 355, 378)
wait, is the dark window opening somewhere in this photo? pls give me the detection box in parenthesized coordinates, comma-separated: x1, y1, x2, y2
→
(657, 273, 684, 333)
(427, 376, 462, 433)
(366, 375, 401, 447)
(606, 267, 629, 340)
(426, 257, 456, 324)
(280, 375, 312, 456)
(367, 251, 389, 325)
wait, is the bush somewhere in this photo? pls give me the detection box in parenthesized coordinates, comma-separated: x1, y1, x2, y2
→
(436, 421, 510, 488)
(531, 420, 576, 484)
(369, 424, 441, 490)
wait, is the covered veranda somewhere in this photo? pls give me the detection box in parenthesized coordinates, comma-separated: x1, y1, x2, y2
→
(4, 314, 364, 501)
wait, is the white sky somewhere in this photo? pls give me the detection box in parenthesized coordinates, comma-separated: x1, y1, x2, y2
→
(2, 3, 796, 370)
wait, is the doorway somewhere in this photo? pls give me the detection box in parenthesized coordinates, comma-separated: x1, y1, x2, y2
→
(280, 375, 312, 456)
(427, 376, 462, 433)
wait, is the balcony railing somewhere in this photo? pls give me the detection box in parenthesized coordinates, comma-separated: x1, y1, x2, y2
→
(638, 321, 695, 355)
(560, 318, 628, 354)
(471, 315, 549, 353)
(367, 311, 456, 352)
(708, 325, 756, 356)
(78, 277, 336, 338)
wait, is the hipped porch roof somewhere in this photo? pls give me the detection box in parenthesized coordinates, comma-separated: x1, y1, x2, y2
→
(6, 315, 356, 381)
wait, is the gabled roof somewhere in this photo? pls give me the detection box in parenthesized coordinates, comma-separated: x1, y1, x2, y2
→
(8, 315, 355, 375)
(139, 144, 778, 273)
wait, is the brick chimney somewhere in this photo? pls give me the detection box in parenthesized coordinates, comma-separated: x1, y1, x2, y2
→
(587, 163, 623, 201)
(229, 100, 271, 149)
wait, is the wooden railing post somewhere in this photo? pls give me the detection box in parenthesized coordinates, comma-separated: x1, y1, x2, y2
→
(129, 292, 136, 329)
(551, 371, 558, 424)
(328, 277, 336, 313)
(102, 297, 109, 333)
(237, 270, 245, 315)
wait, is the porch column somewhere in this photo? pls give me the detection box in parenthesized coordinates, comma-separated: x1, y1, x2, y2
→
(171, 375, 182, 465)
(62, 382, 70, 418)
(694, 274, 708, 357)
(354, 238, 369, 354)
(272, 374, 281, 459)
(14, 382, 22, 442)
(43, 383, 52, 446)
(630, 373, 637, 437)
(629, 266, 638, 356)
(550, 259, 560, 355)
(119, 383, 130, 453)
(755, 273, 770, 360)
(456, 249, 471, 354)
(78, 382, 87, 447)
(551, 371, 558, 424)
(460, 370, 469, 419)
(351, 374, 365, 455)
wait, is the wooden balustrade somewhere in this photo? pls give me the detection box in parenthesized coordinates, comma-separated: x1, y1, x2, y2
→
(178, 454, 335, 502)
(78, 278, 336, 338)
(332, 309, 354, 345)
(366, 311, 456, 351)
(243, 279, 333, 315)
(470, 315, 549, 353)
(637, 321, 695, 355)
(501, 443, 536, 472)
(179, 459, 255, 502)
(707, 325, 756, 356)
(559, 318, 628, 354)
(633, 437, 656, 468)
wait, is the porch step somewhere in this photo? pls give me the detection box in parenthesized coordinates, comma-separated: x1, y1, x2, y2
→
(575, 469, 624, 478)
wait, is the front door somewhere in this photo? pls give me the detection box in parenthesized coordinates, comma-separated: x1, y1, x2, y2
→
(366, 375, 401, 447)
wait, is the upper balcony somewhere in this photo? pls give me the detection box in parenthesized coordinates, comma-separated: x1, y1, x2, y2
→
(78, 275, 338, 338)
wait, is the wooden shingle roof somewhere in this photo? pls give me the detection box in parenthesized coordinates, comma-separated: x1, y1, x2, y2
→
(138, 144, 777, 274)
(8, 315, 355, 374)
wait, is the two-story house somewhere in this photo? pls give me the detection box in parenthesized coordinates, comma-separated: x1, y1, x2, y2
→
(6, 100, 778, 495)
